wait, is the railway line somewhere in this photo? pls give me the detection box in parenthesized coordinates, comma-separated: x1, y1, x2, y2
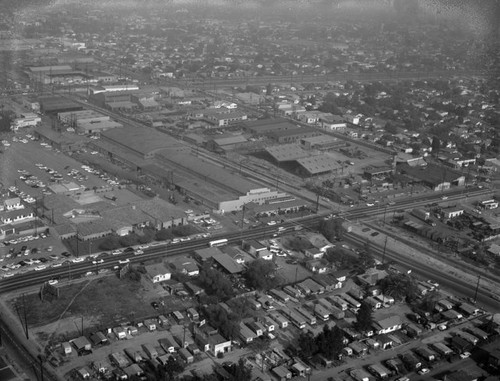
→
(0, 186, 493, 293)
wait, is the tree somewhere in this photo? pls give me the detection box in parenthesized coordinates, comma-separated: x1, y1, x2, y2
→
(316, 325, 344, 360)
(379, 273, 419, 302)
(165, 355, 185, 379)
(384, 122, 398, 134)
(0, 110, 15, 132)
(98, 236, 120, 250)
(244, 259, 278, 290)
(203, 305, 240, 340)
(359, 242, 375, 269)
(266, 83, 273, 96)
(318, 218, 343, 242)
(172, 224, 198, 237)
(226, 358, 252, 381)
(431, 136, 441, 156)
(119, 235, 137, 247)
(286, 236, 314, 252)
(297, 330, 318, 359)
(155, 229, 174, 241)
(355, 301, 373, 332)
(198, 266, 234, 300)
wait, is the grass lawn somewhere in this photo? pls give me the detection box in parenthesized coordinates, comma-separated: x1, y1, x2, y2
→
(9, 276, 155, 329)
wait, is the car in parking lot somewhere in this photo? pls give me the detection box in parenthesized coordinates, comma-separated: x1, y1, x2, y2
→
(72, 257, 84, 263)
(418, 368, 430, 375)
(34, 265, 47, 271)
(112, 249, 122, 255)
(370, 231, 380, 237)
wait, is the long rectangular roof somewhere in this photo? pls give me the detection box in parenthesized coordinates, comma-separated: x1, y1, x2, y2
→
(101, 125, 180, 157)
(297, 155, 341, 175)
(157, 149, 260, 195)
(266, 144, 309, 162)
(212, 253, 243, 274)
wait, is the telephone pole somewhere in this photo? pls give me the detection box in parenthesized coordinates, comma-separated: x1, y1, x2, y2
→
(473, 275, 481, 303)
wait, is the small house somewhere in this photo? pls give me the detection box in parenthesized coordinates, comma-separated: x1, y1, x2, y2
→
(246, 321, 265, 337)
(62, 342, 72, 355)
(76, 367, 91, 380)
(109, 352, 130, 368)
(158, 315, 169, 326)
(349, 341, 368, 356)
(272, 365, 292, 381)
(142, 343, 158, 359)
(126, 325, 138, 336)
(144, 318, 157, 331)
(123, 363, 144, 378)
(187, 307, 199, 321)
(179, 347, 194, 364)
(269, 312, 288, 329)
(373, 315, 402, 335)
(159, 333, 178, 353)
(124, 348, 143, 363)
(291, 361, 309, 378)
(239, 322, 256, 344)
(71, 336, 92, 354)
(112, 326, 127, 340)
(377, 334, 394, 350)
(90, 331, 108, 346)
(404, 323, 423, 338)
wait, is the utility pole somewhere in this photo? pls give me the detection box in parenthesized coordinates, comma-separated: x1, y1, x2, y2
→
(382, 236, 388, 265)
(22, 293, 29, 340)
(240, 205, 246, 230)
(473, 275, 481, 303)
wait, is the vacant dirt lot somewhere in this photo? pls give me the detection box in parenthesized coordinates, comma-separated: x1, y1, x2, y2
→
(7, 272, 196, 349)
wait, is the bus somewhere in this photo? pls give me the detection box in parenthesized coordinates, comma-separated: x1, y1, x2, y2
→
(208, 238, 228, 247)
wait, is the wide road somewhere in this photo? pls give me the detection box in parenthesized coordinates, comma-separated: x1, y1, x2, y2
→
(1, 188, 497, 293)
(173, 69, 488, 89)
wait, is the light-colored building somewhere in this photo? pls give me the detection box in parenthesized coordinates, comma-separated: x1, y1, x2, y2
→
(145, 264, 171, 283)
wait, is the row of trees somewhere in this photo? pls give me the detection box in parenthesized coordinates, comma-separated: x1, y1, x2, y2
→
(295, 302, 374, 360)
(295, 325, 345, 360)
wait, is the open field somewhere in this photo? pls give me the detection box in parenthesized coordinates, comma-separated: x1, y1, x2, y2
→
(8, 273, 196, 343)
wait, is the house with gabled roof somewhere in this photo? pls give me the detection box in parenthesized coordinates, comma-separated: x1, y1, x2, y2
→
(373, 315, 403, 335)
(145, 263, 171, 283)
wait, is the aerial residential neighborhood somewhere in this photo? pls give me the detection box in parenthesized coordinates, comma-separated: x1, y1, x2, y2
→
(0, 1, 499, 381)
